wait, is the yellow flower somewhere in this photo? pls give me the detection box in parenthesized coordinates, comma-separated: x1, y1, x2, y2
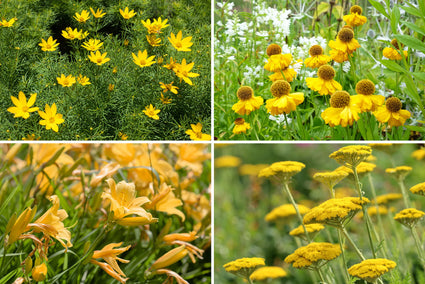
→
(119, 7, 137, 19)
(412, 148, 425, 160)
(163, 231, 198, 245)
(266, 80, 304, 115)
(265, 204, 310, 223)
(343, 5, 367, 27)
(6, 207, 35, 246)
(163, 57, 178, 70)
(348, 258, 396, 283)
(141, 17, 169, 34)
(289, 224, 325, 239)
(7, 92, 39, 119)
(118, 132, 128, 140)
(90, 242, 131, 284)
(268, 67, 297, 82)
(410, 182, 425, 196)
(160, 93, 172, 104)
(153, 269, 189, 284)
(383, 47, 408, 60)
(77, 74, 91, 86)
(160, 82, 178, 94)
(329, 145, 372, 167)
(313, 170, 348, 190)
(266, 43, 282, 56)
(306, 65, 342, 95)
(373, 97, 410, 127)
(57, 74, 76, 87)
(361, 205, 389, 217)
(168, 31, 193, 51)
(38, 36, 59, 51)
(250, 266, 288, 281)
(173, 59, 200, 85)
(132, 50, 156, 68)
(90, 7, 106, 18)
(145, 183, 185, 221)
(61, 27, 82, 40)
(239, 164, 268, 176)
(81, 38, 103, 51)
(353, 79, 385, 112)
(185, 122, 211, 141)
(32, 263, 47, 282)
(233, 118, 250, 134)
(264, 53, 292, 73)
(146, 34, 161, 46)
(0, 18, 17, 27)
(336, 162, 376, 179)
(329, 48, 350, 63)
(170, 144, 211, 176)
(38, 103, 64, 132)
(284, 242, 341, 269)
(88, 51, 110, 65)
(74, 10, 91, 23)
(258, 161, 305, 181)
(90, 162, 120, 188)
(394, 208, 425, 228)
(232, 86, 263, 115)
(223, 257, 265, 279)
(108, 84, 115, 92)
(143, 104, 160, 120)
(374, 193, 403, 205)
(304, 45, 331, 68)
(385, 166, 412, 180)
(321, 91, 361, 127)
(215, 155, 241, 168)
(328, 27, 360, 54)
(150, 246, 189, 271)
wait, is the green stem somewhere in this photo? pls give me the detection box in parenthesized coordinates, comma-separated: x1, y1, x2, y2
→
(315, 266, 326, 283)
(411, 226, 425, 270)
(338, 229, 351, 283)
(398, 179, 411, 208)
(341, 226, 365, 261)
(248, 276, 254, 284)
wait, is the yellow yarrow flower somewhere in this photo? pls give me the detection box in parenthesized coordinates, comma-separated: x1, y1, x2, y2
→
(185, 123, 211, 141)
(232, 118, 250, 134)
(410, 182, 425, 196)
(412, 148, 425, 160)
(336, 162, 376, 180)
(385, 166, 412, 180)
(132, 50, 156, 68)
(168, 30, 193, 51)
(289, 223, 325, 240)
(57, 74, 76, 87)
(258, 161, 305, 181)
(353, 79, 385, 112)
(304, 45, 331, 68)
(119, 7, 137, 19)
(215, 155, 241, 168)
(143, 104, 160, 120)
(7, 92, 39, 119)
(81, 39, 103, 51)
(394, 208, 425, 228)
(284, 242, 341, 269)
(313, 170, 348, 190)
(348, 258, 396, 283)
(306, 65, 342, 95)
(239, 164, 268, 176)
(77, 74, 91, 86)
(266, 80, 304, 115)
(373, 193, 403, 205)
(38, 103, 64, 132)
(250, 266, 288, 281)
(223, 257, 265, 280)
(39, 36, 59, 51)
(373, 97, 411, 127)
(74, 10, 91, 23)
(232, 86, 263, 115)
(343, 5, 367, 27)
(329, 145, 372, 168)
(321, 91, 361, 127)
(265, 204, 310, 223)
(90, 7, 106, 18)
(88, 51, 110, 65)
(173, 59, 200, 85)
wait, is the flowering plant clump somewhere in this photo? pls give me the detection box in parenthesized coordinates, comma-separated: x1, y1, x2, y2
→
(1, 1, 210, 140)
(215, 0, 425, 140)
(0, 143, 211, 283)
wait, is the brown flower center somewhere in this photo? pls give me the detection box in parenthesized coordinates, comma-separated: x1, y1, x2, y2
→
(350, 5, 363, 15)
(355, 79, 375, 95)
(266, 43, 282, 56)
(338, 28, 354, 43)
(309, 45, 323, 56)
(318, 65, 335, 80)
(391, 39, 402, 50)
(330, 91, 351, 108)
(237, 86, 254, 100)
(386, 97, 402, 112)
(270, 80, 290, 97)
(235, 118, 245, 125)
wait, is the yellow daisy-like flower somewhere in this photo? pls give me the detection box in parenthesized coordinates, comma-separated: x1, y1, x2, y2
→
(232, 86, 263, 115)
(88, 51, 110, 65)
(385, 166, 412, 180)
(132, 50, 156, 68)
(146, 34, 161, 46)
(348, 258, 396, 283)
(383, 39, 408, 60)
(38, 103, 65, 132)
(143, 104, 160, 120)
(374, 193, 403, 205)
(39, 36, 59, 51)
(215, 155, 241, 168)
(373, 97, 411, 127)
(329, 48, 350, 63)
(258, 161, 306, 182)
(265, 80, 304, 115)
(313, 170, 348, 190)
(168, 30, 193, 52)
(321, 91, 361, 127)
(119, 7, 137, 20)
(185, 123, 211, 141)
(284, 242, 341, 269)
(81, 38, 103, 51)
(394, 208, 425, 228)
(141, 17, 170, 34)
(223, 257, 265, 279)
(173, 59, 200, 85)
(265, 204, 310, 223)
(160, 93, 172, 104)
(343, 5, 367, 27)
(264, 53, 292, 73)
(250, 266, 287, 281)
(32, 263, 48, 282)
(74, 10, 91, 23)
(329, 145, 372, 167)
(56, 74, 76, 87)
(289, 223, 325, 240)
(410, 182, 425, 196)
(0, 18, 17, 27)
(329, 27, 361, 54)
(77, 74, 91, 86)
(232, 118, 250, 134)
(159, 82, 178, 94)
(90, 8, 106, 18)
(61, 27, 82, 40)
(7, 92, 39, 119)
(163, 57, 178, 70)
(266, 43, 282, 56)
(353, 79, 385, 112)
(304, 45, 331, 68)
(306, 65, 342, 95)
(268, 67, 297, 82)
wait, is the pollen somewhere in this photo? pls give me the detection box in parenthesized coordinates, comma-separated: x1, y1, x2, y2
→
(330, 91, 351, 108)
(266, 43, 282, 56)
(338, 28, 354, 43)
(350, 5, 363, 15)
(270, 80, 291, 97)
(309, 45, 323, 56)
(391, 39, 401, 50)
(318, 65, 336, 80)
(386, 97, 402, 112)
(355, 79, 375, 95)
(237, 86, 254, 101)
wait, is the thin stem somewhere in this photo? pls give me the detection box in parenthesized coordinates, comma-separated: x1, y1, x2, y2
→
(398, 179, 411, 208)
(248, 276, 254, 284)
(411, 226, 425, 270)
(341, 226, 366, 261)
(315, 266, 326, 283)
(338, 229, 351, 283)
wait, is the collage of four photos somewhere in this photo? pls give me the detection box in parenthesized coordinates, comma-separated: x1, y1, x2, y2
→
(1, 0, 425, 283)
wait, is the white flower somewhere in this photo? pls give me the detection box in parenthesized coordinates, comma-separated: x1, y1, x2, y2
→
(342, 61, 351, 73)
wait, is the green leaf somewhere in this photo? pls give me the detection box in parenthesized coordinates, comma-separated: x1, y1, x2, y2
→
(405, 125, 425, 133)
(0, 270, 16, 284)
(391, 6, 401, 34)
(368, 0, 389, 18)
(400, 5, 423, 18)
(395, 35, 425, 53)
(401, 21, 425, 37)
(412, 72, 425, 82)
(0, 186, 20, 216)
(403, 74, 424, 111)
(314, 2, 330, 18)
(380, 60, 406, 73)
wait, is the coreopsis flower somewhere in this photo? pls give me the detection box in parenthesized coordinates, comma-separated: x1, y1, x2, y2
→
(160, 93, 172, 104)
(185, 123, 211, 141)
(265, 80, 304, 115)
(313, 170, 349, 190)
(304, 45, 332, 68)
(38, 36, 59, 51)
(410, 182, 425, 196)
(223, 257, 265, 280)
(81, 38, 103, 51)
(141, 17, 169, 34)
(0, 18, 17, 27)
(74, 10, 91, 23)
(160, 82, 178, 94)
(146, 34, 161, 46)
(289, 224, 325, 240)
(353, 79, 385, 112)
(6, 207, 35, 245)
(143, 104, 160, 120)
(7, 92, 39, 119)
(265, 204, 310, 223)
(383, 39, 408, 60)
(285, 242, 341, 269)
(215, 155, 241, 168)
(38, 103, 64, 132)
(88, 51, 110, 65)
(90, 7, 106, 18)
(250, 266, 288, 281)
(168, 31, 193, 51)
(163, 57, 178, 70)
(119, 7, 137, 19)
(258, 161, 306, 182)
(348, 259, 396, 283)
(374, 193, 403, 205)
(266, 43, 282, 56)
(32, 263, 48, 282)
(61, 27, 82, 40)
(329, 27, 361, 54)
(321, 90, 361, 127)
(232, 86, 263, 115)
(394, 208, 425, 228)
(173, 59, 200, 85)
(373, 97, 411, 127)
(77, 74, 91, 86)
(329, 145, 372, 167)
(102, 179, 157, 226)
(145, 183, 185, 220)
(90, 242, 131, 284)
(57, 74, 76, 87)
(385, 166, 412, 180)
(306, 65, 342, 95)
(343, 5, 367, 26)
(132, 50, 156, 68)
(264, 53, 292, 73)
(232, 118, 250, 134)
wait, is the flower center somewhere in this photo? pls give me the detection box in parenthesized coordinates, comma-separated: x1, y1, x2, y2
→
(350, 5, 363, 15)
(237, 86, 254, 101)
(309, 45, 323, 56)
(270, 80, 290, 97)
(318, 65, 335, 80)
(391, 39, 401, 50)
(63, 79, 69, 85)
(355, 79, 375, 95)
(338, 28, 354, 43)
(46, 44, 52, 49)
(49, 117, 56, 123)
(266, 43, 282, 56)
(386, 97, 402, 112)
(330, 91, 351, 108)
(176, 42, 182, 48)
(22, 106, 29, 112)
(234, 118, 245, 125)
(97, 58, 103, 63)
